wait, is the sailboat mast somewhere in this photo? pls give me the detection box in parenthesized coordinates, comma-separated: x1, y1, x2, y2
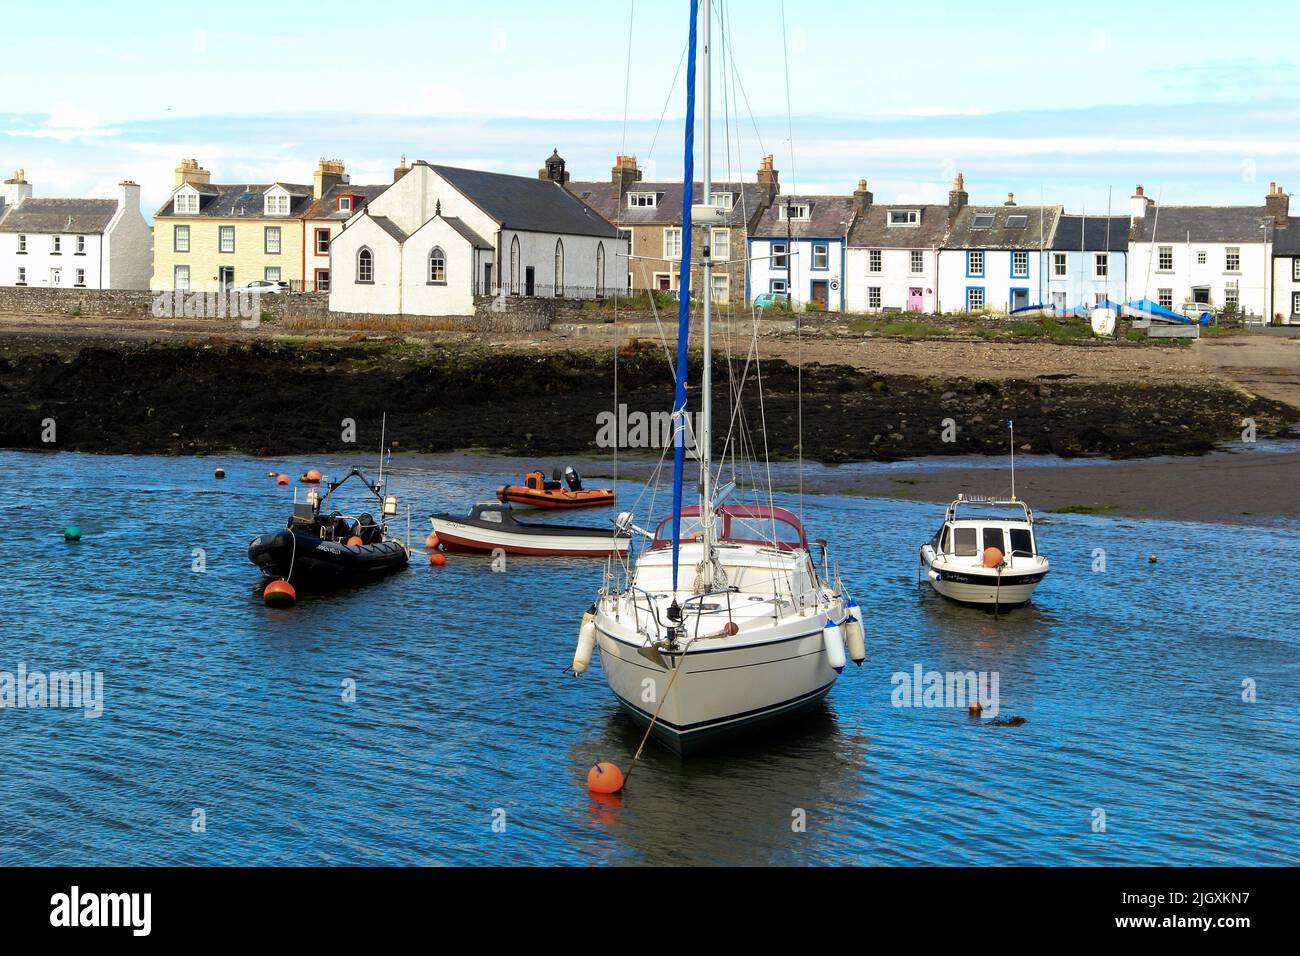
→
(699, 0, 714, 552)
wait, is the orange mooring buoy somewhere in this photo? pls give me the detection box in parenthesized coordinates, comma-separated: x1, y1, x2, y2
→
(346, 535, 364, 547)
(276, 473, 289, 486)
(587, 761, 625, 795)
(424, 532, 440, 550)
(982, 546, 1004, 568)
(429, 551, 446, 566)
(263, 580, 297, 607)
(969, 700, 983, 717)
(302, 468, 321, 483)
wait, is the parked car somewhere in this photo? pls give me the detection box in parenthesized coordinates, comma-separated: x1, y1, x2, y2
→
(753, 292, 790, 311)
(230, 280, 290, 295)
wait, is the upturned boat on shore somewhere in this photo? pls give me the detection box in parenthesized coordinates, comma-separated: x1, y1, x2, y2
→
(248, 467, 410, 586)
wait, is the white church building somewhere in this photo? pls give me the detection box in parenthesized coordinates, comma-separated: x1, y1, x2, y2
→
(0, 170, 152, 290)
(329, 158, 625, 317)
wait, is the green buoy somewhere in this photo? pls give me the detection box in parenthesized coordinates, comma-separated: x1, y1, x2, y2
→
(64, 525, 82, 541)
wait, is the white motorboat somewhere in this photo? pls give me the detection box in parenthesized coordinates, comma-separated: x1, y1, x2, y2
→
(431, 502, 628, 557)
(570, 0, 862, 755)
(919, 495, 1050, 607)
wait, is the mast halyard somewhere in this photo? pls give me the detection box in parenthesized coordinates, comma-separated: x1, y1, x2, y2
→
(699, 0, 714, 565)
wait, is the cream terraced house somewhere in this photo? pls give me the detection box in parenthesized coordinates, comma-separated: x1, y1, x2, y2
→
(151, 159, 312, 292)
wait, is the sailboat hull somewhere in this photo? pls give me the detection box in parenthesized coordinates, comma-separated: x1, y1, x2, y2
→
(594, 619, 841, 755)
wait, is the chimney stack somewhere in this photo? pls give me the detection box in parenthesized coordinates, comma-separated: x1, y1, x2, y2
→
(393, 155, 409, 183)
(852, 178, 873, 217)
(1130, 184, 1153, 223)
(947, 172, 969, 227)
(1265, 181, 1290, 227)
(611, 154, 642, 200)
(757, 154, 780, 207)
(1004, 192, 1016, 206)
(313, 159, 347, 199)
(118, 180, 141, 214)
(3, 168, 32, 206)
(174, 158, 210, 188)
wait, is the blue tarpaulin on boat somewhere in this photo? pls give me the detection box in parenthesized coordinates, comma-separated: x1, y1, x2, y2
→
(1125, 299, 1212, 325)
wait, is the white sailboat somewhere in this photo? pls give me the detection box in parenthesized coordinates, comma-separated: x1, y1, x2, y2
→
(571, 0, 862, 755)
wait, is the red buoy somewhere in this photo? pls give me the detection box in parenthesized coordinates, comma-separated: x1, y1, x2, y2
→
(424, 532, 440, 550)
(276, 474, 289, 486)
(346, 535, 364, 547)
(429, 551, 446, 566)
(263, 580, 297, 607)
(587, 762, 625, 794)
(302, 468, 321, 483)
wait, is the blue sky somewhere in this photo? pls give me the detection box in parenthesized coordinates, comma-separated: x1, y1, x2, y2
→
(4, 0, 1300, 217)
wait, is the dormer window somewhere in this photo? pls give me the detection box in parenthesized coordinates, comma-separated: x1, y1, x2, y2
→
(710, 191, 734, 209)
(888, 209, 919, 226)
(628, 192, 657, 208)
(265, 191, 290, 216)
(174, 191, 199, 215)
(337, 195, 353, 213)
(778, 202, 811, 221)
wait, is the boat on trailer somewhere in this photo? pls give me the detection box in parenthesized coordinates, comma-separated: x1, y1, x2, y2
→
(918, 495, 1049, 607)
(431, 502, 629, 556)
(248, 467, 410, 586)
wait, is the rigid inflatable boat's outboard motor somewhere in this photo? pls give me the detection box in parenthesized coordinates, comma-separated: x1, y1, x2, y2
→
(564, 466, 583, 491)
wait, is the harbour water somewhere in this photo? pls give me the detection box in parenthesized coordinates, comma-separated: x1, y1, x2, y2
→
(0, 450, 1296, 865)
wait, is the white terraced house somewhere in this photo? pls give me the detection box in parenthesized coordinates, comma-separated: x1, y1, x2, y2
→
(1126, 184, 1282, 320)
(0, 170, 152, 290)
(844, 179, 949, 314)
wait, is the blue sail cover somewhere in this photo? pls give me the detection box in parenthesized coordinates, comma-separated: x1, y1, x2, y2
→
(669, 0, 699, 593)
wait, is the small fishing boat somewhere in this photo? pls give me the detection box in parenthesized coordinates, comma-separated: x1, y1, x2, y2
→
(918, 495, 1049, 607)
(431, 503, 629, 556)
(248, 467, 410, 585)
(496, 466, 615, 510)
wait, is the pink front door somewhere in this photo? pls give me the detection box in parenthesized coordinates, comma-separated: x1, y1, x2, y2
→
(908, 287, 924, 311)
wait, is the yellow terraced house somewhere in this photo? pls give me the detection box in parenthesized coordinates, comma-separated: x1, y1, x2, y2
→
(151, 159, 313, 292)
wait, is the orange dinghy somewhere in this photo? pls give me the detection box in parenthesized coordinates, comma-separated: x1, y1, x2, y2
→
(496, 467, 615, 510)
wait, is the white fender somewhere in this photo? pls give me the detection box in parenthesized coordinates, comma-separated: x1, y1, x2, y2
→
(822, 618, 846, 673)
(844, 599, 866, 665)
(573, 609, 597, 676)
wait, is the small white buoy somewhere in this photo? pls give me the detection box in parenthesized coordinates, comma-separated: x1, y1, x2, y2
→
(822, 618, 847, 674)
(572, 607, 597, 675)
(844, 599, 866, 665)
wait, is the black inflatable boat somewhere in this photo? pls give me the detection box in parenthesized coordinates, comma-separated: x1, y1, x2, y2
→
(248, 467, 410, 585)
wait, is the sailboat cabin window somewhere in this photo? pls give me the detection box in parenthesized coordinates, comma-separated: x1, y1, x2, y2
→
(982, 527, 1005, 554)
(1009, 528, 1033, 557)
(952, 528, 978, 556)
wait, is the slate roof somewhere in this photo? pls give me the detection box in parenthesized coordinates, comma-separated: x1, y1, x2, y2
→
(567, 180, 764, 229)
(753, 195, 854, 239)
(429, 164, 619, 238)
(1050, 215, 1129, 252)
(304, 183, 389, 221)
(1129, 205, 1274, 243)
(154, 183, 314, 219)
(1272, 217, 1300, 256)
(947, 205, 1061, 250)
(0, 198, 118, 234)
(442, 216, 493, 249)
(847, 203, 949, 249)
(368, 214, 408, 243)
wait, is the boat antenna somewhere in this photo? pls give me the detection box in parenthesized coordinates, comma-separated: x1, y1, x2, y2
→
(378, 411, 387, 488)
(1009, 420, 1015, 500)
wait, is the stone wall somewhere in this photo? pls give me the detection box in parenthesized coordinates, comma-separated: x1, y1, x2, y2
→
(0, 285, 553, 332)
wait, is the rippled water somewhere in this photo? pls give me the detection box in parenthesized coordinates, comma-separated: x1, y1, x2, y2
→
(0, 450, 1296, 866)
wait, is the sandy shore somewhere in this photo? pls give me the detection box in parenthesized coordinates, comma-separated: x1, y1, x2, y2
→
(408, 443, 1300, 528)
